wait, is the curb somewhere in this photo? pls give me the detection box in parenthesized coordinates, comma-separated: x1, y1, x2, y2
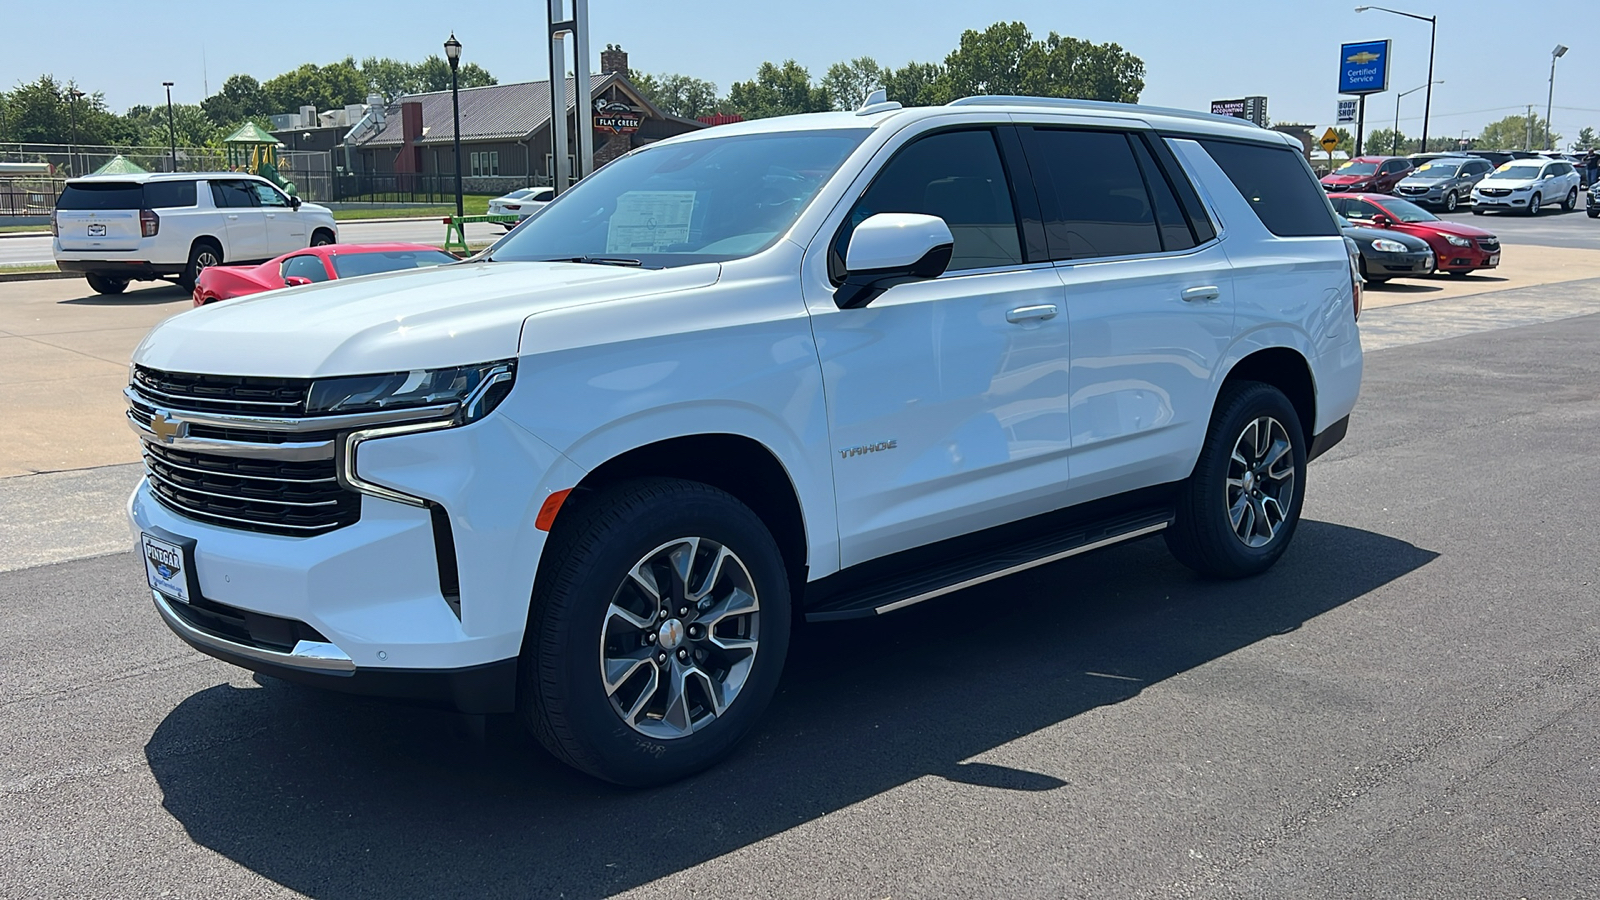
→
(0, 231, 50, 240)
(0, 271, 74, 283)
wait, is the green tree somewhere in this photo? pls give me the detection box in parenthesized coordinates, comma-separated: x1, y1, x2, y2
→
(1, 76, 128, 146)
(1334, 127, 1354, 155)
(1366, 128, 1410, 156)
(725, 60, 830, 119)
(262, 59, 369, 114)
(408, 56, 496, 94)
(124, 103, 222, 147)
(822, 57, 887, 111)
(1572, 126, 1597, 151)
(631, 72, 720, 119)
(941, 21, 1041, 97)
(936, 22, 1145, 104)
(1477, 113, 1556, 151)
(201, 74, 270, 126)
(882, 61, 946, 107)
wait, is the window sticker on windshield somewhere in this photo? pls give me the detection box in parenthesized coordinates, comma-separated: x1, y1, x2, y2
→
(1496, 162, 1514, 172)
(606, 191, 696, 254)
(1417, 163, 1433, 171)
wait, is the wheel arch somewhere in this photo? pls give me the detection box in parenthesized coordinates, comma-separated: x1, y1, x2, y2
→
(567, 434, 810, 591)
(310, 226, 336, 244)
(1220, 346, 1317, 445)
(189, 234, 224, 261)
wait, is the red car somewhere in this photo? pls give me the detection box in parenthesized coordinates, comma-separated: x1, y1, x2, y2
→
(1328, 194, 1500, 275)
(1321, 156, 1413, 194)
(193, 243, 459, 306)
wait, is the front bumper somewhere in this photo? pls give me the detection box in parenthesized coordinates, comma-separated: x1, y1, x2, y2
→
(1364, 248, 1434, 276)
(1470, 193, 1532, 210)
(1431, 242, 1498, 272)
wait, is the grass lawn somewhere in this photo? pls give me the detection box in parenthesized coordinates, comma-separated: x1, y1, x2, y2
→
(0, 263, 60, 274)
(0, 224, 49, 234)
(331, 194, 497, 221)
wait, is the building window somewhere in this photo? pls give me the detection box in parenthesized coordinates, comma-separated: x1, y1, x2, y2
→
(468, 151, 501, 178)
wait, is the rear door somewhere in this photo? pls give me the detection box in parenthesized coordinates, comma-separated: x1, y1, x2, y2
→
(208, 179, 269, 261)
(251, 181, 305, 253)
(1020, 124, 1235, 500)
(54, 182, 145, 252)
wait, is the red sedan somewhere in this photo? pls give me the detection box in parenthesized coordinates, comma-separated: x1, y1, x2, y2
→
(193, 243, 459, 306)
(1327, 194, 1501, 275)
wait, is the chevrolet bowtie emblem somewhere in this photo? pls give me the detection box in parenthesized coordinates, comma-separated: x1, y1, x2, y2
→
(1346, 51, 1382, 64)
(150, 411, 187, 444)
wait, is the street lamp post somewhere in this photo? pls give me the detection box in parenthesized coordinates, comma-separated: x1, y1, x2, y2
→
(1393, 81, 1442, 154)
(1356, 6, 1437, 151)
(162, 82, 177, 173)
(444, 33, 464, 220)
(1546, 45, 1568, 151)
(67, 88, 84, 176)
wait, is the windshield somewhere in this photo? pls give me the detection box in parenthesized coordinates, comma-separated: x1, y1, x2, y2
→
(1414, 162, 1459, 177)
(1336, 162, 1378, 176)
(489, 129, 869, 268)
(1375, 197, 1437, 223)
(1487, 165, 1544, 181)
(331, 249, 458, 278)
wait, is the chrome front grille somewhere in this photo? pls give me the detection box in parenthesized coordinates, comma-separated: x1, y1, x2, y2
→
(1479, 187, 1511, 197)
(1397, 185, 1429, 194)
(133, 365, 310, 415)
(1477, 237, 1500, 252)
(142, 443, 357, 535)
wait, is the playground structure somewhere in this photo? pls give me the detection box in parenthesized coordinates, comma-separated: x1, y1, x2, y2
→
(222, 123, 296, 196)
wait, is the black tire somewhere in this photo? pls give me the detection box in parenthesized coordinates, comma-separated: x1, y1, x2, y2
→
(176, 240, 222, 291)
(1444, 190, 1459, 212)
(1472, 208, 1486, 216)
(85, 274, 128, 295)
(1587, 208, 1599, 219)
(520, 478, 792, 786)
(310, 229, 336, 247)
(1165, 381, 1307, 579)
(1563, 188, 1578, 212)
(1527, 193, 1542, 216)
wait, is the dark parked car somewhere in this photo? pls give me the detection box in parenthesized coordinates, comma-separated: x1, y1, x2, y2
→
(1322, 156, 1414, 193)
(1394, 156, 1495, 212)
(1339, 215, 1435, 283)
(1586, 181, 1599, 218)
(1328, 194, 1500, 275)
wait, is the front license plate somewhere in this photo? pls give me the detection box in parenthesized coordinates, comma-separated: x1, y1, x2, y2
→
(87, 223, 106, 237)
(142, 533, 194, 604)
(1489, 253, 1500, 265)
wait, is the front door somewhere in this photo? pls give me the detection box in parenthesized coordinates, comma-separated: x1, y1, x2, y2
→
(251, 181, 305, 253)
(208, 179, 268, 261)
(805, 127, 1074, 567)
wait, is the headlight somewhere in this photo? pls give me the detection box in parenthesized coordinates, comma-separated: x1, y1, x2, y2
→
(307, 359, 516, 423)
(1444, 234, 1472, 247)
(1370, 239, 1410, 253)
(1512, 184, 1531, 191)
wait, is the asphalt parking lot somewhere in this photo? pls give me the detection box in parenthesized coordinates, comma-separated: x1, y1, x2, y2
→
(3, 211, 1599, 898)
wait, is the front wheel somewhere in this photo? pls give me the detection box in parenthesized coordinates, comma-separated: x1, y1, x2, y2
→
(310, 229, 335, 247)
(1563, 188, 1579, 212)
(85, 274, 129, 295)
(520, 478, 792, 786)
(1166, 381, 1307, 579)
(1444, 190, 1459, 212)
(1472, 208, 1486, 215)
(1587, 208, 1600, 219)
(1527, 193, 1542, 216)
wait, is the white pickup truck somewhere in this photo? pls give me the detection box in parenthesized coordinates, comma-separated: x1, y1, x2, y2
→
(127, 94, 1362, 785)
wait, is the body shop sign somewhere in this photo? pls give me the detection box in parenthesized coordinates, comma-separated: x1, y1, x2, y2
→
(594, 99, 643, 133)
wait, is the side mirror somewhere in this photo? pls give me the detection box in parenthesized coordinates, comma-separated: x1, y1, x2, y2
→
(835, 213, 954, 309)
(284, 276, 313, 287)
(289, 196, 302, 209)
(1372, 214, 1394, 227)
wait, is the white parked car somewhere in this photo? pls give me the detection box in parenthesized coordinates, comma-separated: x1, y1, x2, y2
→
(127, 94, 1363, 785)
(486, 187, 554, 230)
(53, 172, 337, 294)
(1470, 158, 1583, 215)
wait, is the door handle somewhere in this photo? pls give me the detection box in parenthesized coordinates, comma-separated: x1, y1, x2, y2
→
(1182, 286, 1221, 303)
(1006, 304, 1058, 324)
(227, 214, 239, 220)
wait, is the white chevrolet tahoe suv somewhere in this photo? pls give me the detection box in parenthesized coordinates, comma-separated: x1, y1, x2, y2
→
(53, 172, 337, 295)
(127, 95, 1363, 785)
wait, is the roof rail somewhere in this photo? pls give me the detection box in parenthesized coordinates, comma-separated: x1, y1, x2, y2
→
(946, 95, 1254, 128)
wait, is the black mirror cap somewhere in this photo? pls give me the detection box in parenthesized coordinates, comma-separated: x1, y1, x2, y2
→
(834, 243, 953, 310)
(290, 195, 302, 208)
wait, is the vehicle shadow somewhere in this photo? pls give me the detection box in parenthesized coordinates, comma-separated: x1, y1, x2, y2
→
(1368, 281, 1443, 294)
(145, 520, 1436, 899)
(57, 282, 190, 306)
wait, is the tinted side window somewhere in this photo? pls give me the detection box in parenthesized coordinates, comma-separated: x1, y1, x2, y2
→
(1197, 139, 1339, 237)
(1027, 129, 1162, 259)
(210, 180, 259, 209)
(143, 181, 197, 209)
(280, 255, 330, 283)
(840, 129, 1022, 272)
(1129, 135, 1197, 252)
(251, 182, 289, 207)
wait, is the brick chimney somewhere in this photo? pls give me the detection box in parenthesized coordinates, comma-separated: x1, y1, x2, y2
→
(600, 44, 629, 76)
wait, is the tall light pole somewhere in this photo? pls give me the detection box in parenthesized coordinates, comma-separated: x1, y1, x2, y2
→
(1546, 45, 1568, 151)
(1356, 6, 1437, 151)
(162, 82, 177, 173)
(67, 88, 84, 176)
(1393, 81, 1441, 154)
(444, 33, 464, 219)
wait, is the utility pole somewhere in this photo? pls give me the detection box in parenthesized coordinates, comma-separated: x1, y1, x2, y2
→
(1526, 105, 1533, 151)
(162, 82, 177, 173)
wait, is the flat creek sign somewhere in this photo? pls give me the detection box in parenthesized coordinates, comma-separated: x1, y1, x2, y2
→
(595, 99, 643, 134)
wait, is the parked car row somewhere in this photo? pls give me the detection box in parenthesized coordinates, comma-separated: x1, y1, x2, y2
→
(1322, 150, 1592, 217)
(1330, 193, 1500, 282)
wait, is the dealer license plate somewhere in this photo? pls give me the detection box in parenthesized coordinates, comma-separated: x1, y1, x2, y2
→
(88, 223, 106, 237)
(142, 533, 192, 603)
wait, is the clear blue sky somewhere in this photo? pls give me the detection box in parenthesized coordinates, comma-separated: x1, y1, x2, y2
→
(7, 0, 1597, 144)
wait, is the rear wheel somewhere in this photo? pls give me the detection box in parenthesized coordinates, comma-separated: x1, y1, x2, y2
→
(1563, 187, 1578, 212)
(176, 241, 222, 291)
(520, 478, 792, 786)
(85, 274, 128, 295)
(1166, 381, 1307, 579)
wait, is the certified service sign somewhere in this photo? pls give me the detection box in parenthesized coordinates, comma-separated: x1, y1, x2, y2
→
(1339, 40, 1391, 96)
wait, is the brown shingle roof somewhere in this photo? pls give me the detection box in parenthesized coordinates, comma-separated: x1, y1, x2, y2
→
(360, 73, 624, 146)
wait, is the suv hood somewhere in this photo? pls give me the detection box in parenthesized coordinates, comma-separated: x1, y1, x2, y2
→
(134, 260, 720, 377)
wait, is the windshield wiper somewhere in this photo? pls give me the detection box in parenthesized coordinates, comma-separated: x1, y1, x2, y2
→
(540, 256, 644, 267)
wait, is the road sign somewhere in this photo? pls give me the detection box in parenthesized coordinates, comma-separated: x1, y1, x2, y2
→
(1339, 40, 1391, 95)
(1320, 128, 1341, 153)
(1336, 100, 1357, 124)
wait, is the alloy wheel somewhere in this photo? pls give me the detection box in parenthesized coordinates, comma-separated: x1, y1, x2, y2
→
(1444, 191, 1458, 212)
(1225, 416, 1295, 548)
(1529, 194, 1541, 216)
(600, 537, 760, 740)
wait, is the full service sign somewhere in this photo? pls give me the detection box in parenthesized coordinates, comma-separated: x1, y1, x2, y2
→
(1339, 40, 1391, 95)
